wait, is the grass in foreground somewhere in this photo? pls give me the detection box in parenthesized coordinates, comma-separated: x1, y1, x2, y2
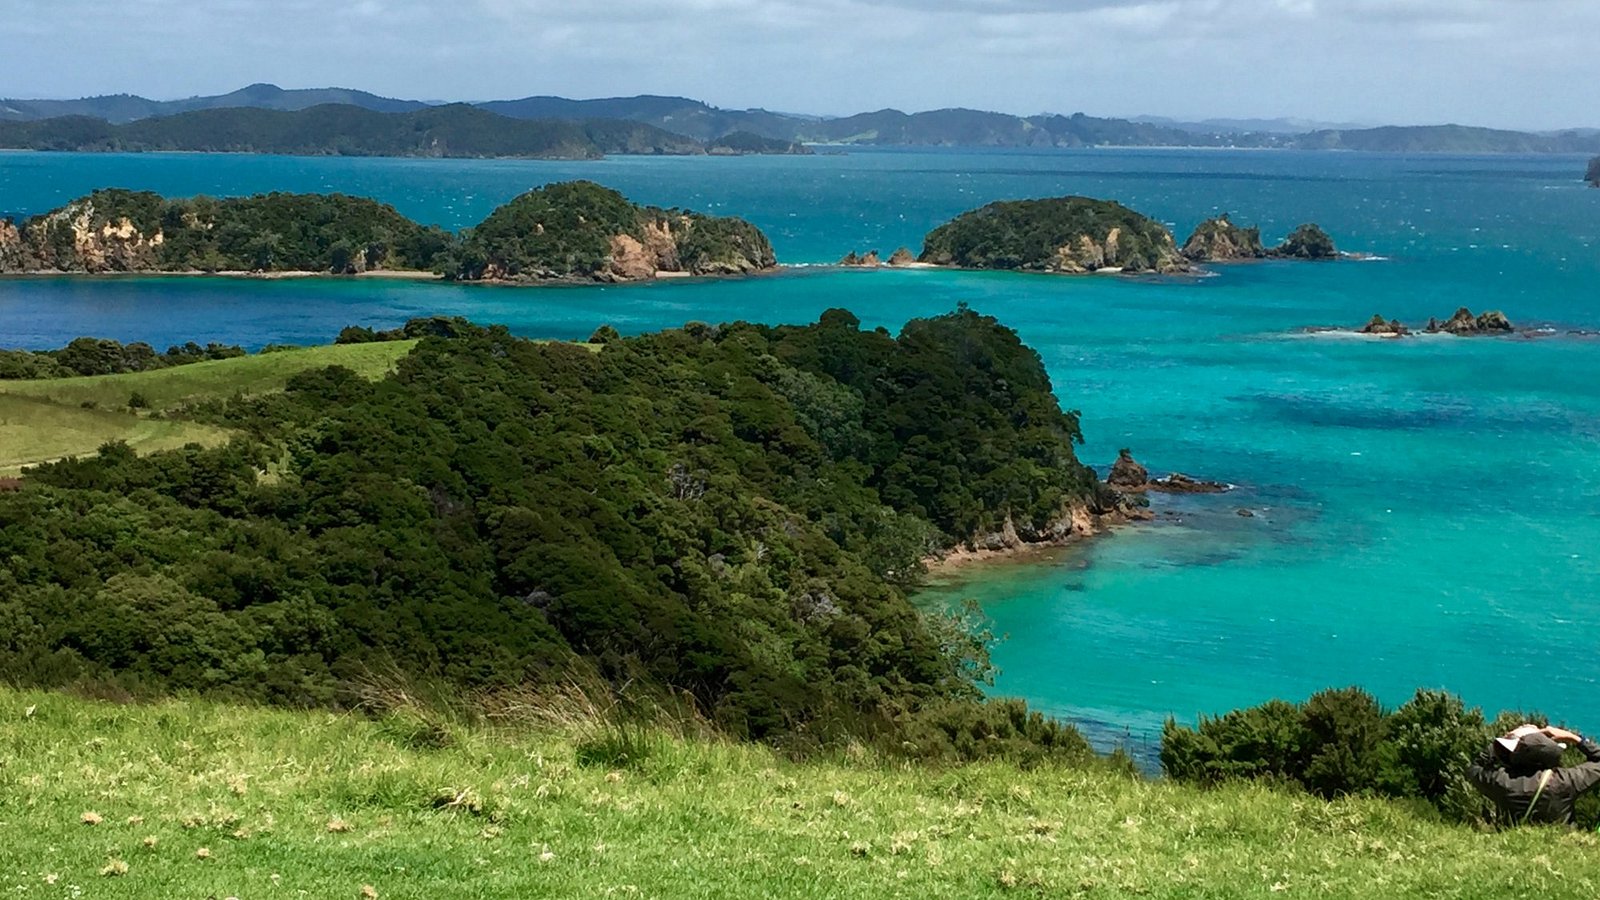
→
(1, 687, 1597, 899)
(0, 342, 417, 473)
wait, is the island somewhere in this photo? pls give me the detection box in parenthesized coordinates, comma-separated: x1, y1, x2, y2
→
(917, 196, 1190, 274)
(0, 182, 778, 282)
(0, 189, 451, 275)
(447, 181, 775, 282)
(1181, 216, 1340, 262)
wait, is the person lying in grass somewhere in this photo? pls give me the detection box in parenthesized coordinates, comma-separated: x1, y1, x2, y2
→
(1468, 724, 1600, 825)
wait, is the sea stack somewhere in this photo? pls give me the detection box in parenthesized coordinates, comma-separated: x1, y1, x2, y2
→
(1180, 215, 1267, 262)
(1270, 223, 1338, 259)
(1587, 156, 1600, 188)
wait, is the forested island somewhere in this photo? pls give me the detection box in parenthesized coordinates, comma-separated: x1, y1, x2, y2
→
(0, 309, 1127, 754)
(0, 182, 776, 281)
(917, 197, 1190, 274)
(0, 104, 802, 159)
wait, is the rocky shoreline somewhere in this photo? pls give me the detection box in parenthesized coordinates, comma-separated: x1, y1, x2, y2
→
(922, 449, 1234, 573)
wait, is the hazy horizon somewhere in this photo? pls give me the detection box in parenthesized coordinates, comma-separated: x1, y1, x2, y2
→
(4, 0, 1597, 132)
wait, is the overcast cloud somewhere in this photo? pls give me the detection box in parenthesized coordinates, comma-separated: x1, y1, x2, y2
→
(2, 0, 1596, 129)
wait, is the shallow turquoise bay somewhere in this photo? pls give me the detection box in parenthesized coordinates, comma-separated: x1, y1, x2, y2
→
(3, 148, 1599, 755)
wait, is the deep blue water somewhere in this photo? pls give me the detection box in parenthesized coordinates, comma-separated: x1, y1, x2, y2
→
(3, 148, 1599, 756)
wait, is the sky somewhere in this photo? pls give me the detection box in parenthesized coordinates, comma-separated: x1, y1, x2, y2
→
(2, 0, 1597, 130)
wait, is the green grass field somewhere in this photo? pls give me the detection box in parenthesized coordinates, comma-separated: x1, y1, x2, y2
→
(1, 687, 1596, 899)
(0, 342, 418, 474)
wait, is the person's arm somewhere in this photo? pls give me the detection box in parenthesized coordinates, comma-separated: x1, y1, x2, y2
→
(1466, 741, 1512, 802)
(1547, 727, 1600, 794)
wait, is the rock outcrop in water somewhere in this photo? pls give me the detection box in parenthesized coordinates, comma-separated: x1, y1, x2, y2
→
(1107, 449, 1151, 490)
(1105, 449, 1230, 495)
(1271, 223, 1338, 259)
(918, 196, 1190, 274)
(1358, 314, 1410, 336)
(838, 250, 881, 267)
(1169, 216, 1343, 264)
(1588, 157, 1600, 187)
(1341, 307, 1515, 338)
(1427, 307, 1514, 335)
(1181, 215, 1267, 261)
(887, 247, 916, 267)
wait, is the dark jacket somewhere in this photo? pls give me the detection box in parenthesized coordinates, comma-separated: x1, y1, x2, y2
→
(1467, 737, 1600, 825)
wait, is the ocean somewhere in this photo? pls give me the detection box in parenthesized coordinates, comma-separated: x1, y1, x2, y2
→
(3, 147, 1598, 757)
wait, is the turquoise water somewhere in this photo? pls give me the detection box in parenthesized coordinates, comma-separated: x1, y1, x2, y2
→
(3, 149, 1599, 757)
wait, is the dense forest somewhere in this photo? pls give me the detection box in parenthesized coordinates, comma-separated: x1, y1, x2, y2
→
(0, 183, 775, 280)
(919, 196, 1189, 274)
(0, 309, 1114, 755)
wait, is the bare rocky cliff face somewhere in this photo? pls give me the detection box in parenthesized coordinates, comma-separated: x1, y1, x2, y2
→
(0, 200, 167, 273)
(1047, 227, 1188, 274)
(607, 220, 683, 280)
(600, 215, 775, 281)
(0, 219, 26, 271)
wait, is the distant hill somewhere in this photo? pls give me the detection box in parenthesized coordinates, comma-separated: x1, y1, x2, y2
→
(4, 84, 1599, 153)
(0, 104, 707, 159)
(1133, 115, 1371, 135)
(0, 82, 427, 124)
(1295, 124, 1600, 154)
(477, 94, 810, 142)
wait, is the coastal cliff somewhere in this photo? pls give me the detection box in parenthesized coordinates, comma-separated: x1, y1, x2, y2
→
(0, 189, 448, 275)
(449, 181, 775, 282)
(918, 196, 1189, 274)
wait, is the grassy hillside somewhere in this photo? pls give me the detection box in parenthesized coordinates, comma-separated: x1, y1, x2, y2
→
(2, 686, 1596, 899)
(0, 341, 416, 472)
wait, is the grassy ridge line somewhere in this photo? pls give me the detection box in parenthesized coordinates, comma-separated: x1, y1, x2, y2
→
(0, 341, 418, 474)
(0, 341, 419, 411)
(1, 688, 1596, 899)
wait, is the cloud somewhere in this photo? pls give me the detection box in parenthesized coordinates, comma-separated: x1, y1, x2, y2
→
(0, 0, 1596, 129)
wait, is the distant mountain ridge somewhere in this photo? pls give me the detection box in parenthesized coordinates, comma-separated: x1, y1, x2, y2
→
(0, 83, 427, 124)
(0, 104, 805, 160)
(4, 84, 1599, 154)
